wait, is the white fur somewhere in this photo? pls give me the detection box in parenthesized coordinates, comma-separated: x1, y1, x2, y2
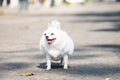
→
(39, 20, 74, 70)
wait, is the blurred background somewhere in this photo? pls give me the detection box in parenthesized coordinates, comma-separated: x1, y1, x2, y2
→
(0, 0, 120, 12)
(0, 0, 120, 80)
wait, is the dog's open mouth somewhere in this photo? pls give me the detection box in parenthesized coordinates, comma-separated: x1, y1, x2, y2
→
(46, 38, 56, 44)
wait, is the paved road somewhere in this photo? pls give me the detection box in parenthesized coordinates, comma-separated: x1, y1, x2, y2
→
(0, 2, 120, 80)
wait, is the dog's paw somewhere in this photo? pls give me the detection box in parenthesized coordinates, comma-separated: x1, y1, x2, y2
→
(63, 67, 68, 70)
(63, 66, 68, 69)
(46, 67, 51, 71)
(63, 65, 70, 69)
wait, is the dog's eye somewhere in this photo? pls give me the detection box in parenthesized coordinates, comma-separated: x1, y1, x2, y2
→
(44, 33, 46, 36)
(51, 33, 54, 35)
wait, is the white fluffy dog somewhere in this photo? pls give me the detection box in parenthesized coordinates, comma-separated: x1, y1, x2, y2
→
(39, 20, 74, 70)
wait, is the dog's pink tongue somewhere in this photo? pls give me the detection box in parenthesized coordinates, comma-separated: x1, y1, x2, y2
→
(47, 41, 52, 44)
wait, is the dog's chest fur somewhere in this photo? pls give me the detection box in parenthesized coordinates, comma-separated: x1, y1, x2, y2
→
(47, 44, 63, 60)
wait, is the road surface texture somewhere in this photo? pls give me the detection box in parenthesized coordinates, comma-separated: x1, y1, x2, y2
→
(0, 2, 120, 80)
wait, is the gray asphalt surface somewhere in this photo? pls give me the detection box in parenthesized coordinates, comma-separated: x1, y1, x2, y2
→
(0, 2, 120, 80)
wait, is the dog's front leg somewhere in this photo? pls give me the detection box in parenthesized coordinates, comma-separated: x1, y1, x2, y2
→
(63, 55, 68, 69)
(46, 55, 51, 70)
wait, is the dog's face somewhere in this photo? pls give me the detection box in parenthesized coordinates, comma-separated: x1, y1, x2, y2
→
(43, 27, 58, 44)
(43, 28, 56, 44)
(42, 20, 62, 45)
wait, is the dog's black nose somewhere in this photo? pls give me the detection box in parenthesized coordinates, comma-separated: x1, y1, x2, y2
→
(46, 36, 49, 39)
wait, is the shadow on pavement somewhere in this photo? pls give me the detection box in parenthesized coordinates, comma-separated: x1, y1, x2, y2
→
(0, 62, 30, 72)
(37, 62, 63, 69)
(86, 44, 120, 57)
(0, 48, 39, 53)
(37, 63, 120, 76)
(91, 24, 120, 32)
(67, 64, 120, 76)
(71, 18, 120, 23)
(75, 44, 120, 57)
(65, 11, 120, 17)
(66, 44, 120, 76)
(67, 11, 120, 24)
(26, 11, 120, 17)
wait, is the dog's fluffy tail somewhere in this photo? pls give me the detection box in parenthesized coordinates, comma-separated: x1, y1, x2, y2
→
(48, 20, 61, 30)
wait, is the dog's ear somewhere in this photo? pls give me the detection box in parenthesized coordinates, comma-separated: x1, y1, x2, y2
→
(48, 22, 51, 27)
(48, 20, 61, 30)
(54, 22, 61, 30)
